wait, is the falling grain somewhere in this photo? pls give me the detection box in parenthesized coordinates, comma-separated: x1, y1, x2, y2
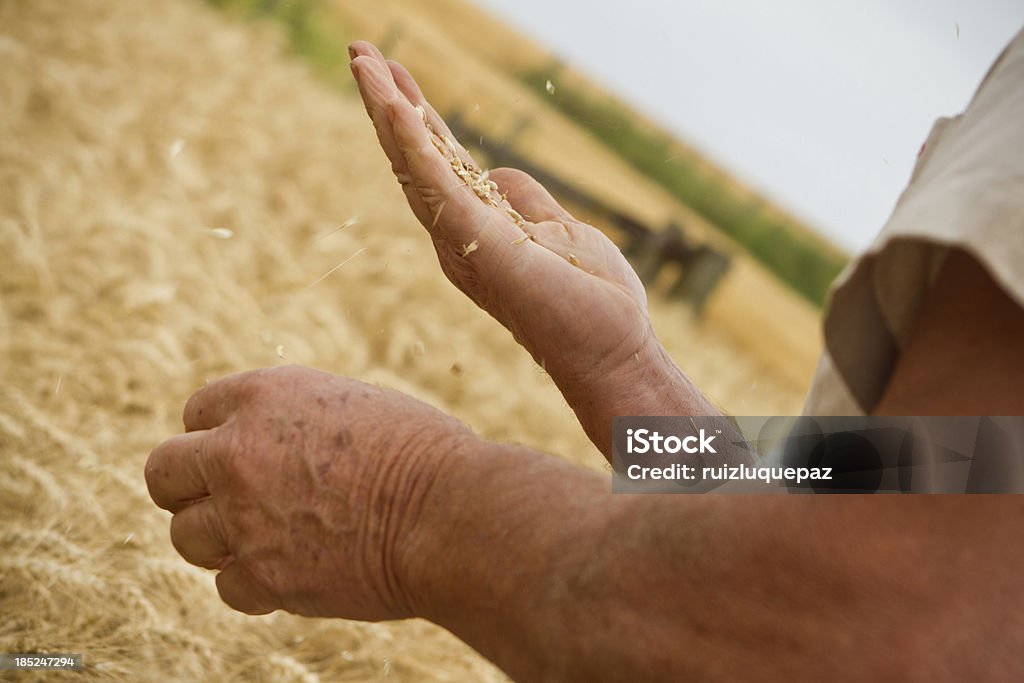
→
(302, 247, 367, 290)
(314, 218, 358, 242)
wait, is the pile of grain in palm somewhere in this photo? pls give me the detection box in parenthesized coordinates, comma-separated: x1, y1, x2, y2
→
(0, 0, 804, 680)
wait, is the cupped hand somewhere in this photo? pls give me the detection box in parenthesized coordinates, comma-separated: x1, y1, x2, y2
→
(145, 365, 471, 620)
(349, 43, 656, 418)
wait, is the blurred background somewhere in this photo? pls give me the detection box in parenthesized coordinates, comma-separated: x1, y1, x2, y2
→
(1, 0, 1019, 680)
(476, 0, 1024, 254)
(202, 0, 1024, 386)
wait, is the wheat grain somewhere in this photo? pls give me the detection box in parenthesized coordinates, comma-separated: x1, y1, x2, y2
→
(302, 247, 368, 290)
(431, 201, 446, 227)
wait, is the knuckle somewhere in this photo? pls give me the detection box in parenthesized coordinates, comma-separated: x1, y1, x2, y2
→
(239, 368, 270, 392)
(169, 510, 193, 557)
(205, 426, 246, 484)
(182, 389, 204, 424)
(265, 364, 307, 382)
(143, 445, 164, 490)
(240, 561, 284, 610)
(220, 429, 246, 469)
(198, 504, 224, 547)
(233, 367, 282, 403)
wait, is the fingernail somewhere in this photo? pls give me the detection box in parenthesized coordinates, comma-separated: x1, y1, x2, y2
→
(347, 44, 357, 60)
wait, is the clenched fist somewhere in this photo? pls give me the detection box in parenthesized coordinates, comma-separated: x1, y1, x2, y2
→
(145, 365, 472, 620)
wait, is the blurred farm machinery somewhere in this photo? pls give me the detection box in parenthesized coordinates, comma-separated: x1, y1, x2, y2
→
(448, 111, 731, 314)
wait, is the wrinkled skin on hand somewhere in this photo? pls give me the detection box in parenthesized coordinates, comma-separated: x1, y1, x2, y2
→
(349, 41, 654, 401)
(145, 365, 469, 620)
(146, 42, 698, 623)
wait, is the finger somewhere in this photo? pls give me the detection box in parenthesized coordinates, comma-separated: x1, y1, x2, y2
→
(387, 59, 478, 167)
(146, 430, 213, 513)
(182, 372, 252, 432)
(489, 168, 575, 224)
(390, 96, 523, 252)
(352, 44, 526, 272)
(351, 55, 434, 227)
(216, 560, 278, 615)
(348, 39, 390, 69)
(348, 43, 429, 181)
(169, 499, 230, 569)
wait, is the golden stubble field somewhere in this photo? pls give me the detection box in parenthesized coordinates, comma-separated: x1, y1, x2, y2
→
(1, 0, 812, 680)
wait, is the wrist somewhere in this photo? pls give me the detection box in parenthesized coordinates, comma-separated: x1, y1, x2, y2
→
(381, 424, 476, 619)
(393, 437, 547, 623)
(392, 436, 610, 676)
(558, 327, 715, 458)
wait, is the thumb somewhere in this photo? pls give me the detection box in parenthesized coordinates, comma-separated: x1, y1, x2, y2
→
(488, 167, 591, 267)
(216, 561, 279, 615)
(489, 168, 575, 224)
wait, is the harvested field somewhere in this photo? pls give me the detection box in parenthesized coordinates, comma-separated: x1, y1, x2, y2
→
(1, 0, 807, 680)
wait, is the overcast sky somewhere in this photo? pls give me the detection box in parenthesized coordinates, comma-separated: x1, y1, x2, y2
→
(471, 0, 1024, 251)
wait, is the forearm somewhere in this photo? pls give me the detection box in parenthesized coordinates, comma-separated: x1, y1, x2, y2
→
(395, 439, 613, 679)
(397, 444, 1024, 681)
(394, 439, 760, 680)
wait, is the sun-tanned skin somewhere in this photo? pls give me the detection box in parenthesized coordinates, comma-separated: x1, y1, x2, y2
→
(145, 42, 1024, 681)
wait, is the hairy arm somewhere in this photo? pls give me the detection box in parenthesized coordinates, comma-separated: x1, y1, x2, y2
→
(149, 241, 1024, 680)
(153, 42, 1024, 683)
(401, 441, 1024, 681)
(400, 248, 1024, 680)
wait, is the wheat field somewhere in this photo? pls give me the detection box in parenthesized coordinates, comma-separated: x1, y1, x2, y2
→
(0, 0, 807, 679)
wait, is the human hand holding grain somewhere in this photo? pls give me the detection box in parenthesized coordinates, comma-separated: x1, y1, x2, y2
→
(349, 41, 715, 456)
